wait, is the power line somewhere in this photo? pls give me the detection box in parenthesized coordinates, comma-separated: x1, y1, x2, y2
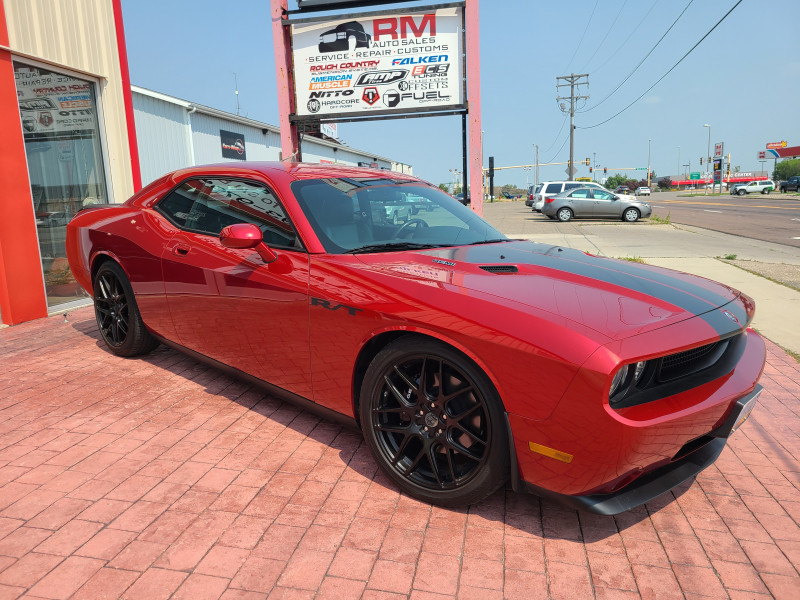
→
(581, 0, 694, 114)
(563, 0, 599, 72)
(579, 0, 744, 130)
(580, 0, 630, 73)
(545, 133, 570, 164)
(591, 0, 662, 74)
(541, 114, 568, 153)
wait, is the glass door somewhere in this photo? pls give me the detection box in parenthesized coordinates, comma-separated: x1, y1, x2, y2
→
(14, 61, 110, 307)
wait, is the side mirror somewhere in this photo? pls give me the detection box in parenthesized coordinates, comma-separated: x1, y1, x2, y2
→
(220, 223, 277, 263)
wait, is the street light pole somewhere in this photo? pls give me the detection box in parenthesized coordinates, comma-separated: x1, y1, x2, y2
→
(677, 146, 680, 182)
(703, 124, 711, 195)
(647, 139, 652, 188)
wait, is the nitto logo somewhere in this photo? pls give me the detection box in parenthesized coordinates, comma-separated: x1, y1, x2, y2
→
(392, 55, 448, 66)
(355, 70, 408, 86)
(309, 90, 354, 99)
(362, 87, 380, 105)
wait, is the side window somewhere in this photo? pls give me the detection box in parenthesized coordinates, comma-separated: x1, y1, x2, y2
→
(594, 190, 614, 200)
(571, 189, 590, 198)
(545, 183, 562, 194)
(156, 178, 301, 249)
(564, 183, 581, 190)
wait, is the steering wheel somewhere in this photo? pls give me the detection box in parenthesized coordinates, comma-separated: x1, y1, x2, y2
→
(396, 218, 429, 238)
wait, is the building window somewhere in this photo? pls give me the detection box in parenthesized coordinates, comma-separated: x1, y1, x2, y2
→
(14, 61, 110, 308)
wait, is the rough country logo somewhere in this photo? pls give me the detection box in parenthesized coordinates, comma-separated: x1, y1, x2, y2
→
(307, 98, 321, 113)
(362, 87, 380, 105)
(354, 70, 408, 86)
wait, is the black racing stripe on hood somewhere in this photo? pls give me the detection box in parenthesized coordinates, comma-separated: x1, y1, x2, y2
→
(425, 243, 741, 336)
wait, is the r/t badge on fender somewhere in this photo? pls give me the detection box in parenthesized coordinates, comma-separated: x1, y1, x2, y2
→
(311, 297, 362, 316)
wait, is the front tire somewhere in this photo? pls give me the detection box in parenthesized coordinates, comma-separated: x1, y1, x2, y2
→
(556, 207, 573, 222)
(359, 336, 508, 507)
(93, 261, 158, 357)
(738, 189, 746, 196)
(623, 208, 640, 222)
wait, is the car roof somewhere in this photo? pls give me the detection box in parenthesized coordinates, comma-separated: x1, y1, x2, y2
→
(170, 161, 421, 184)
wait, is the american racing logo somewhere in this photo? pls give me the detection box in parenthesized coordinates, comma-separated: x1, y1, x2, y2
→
(392, 55, 447, 66)
(412, 64, 450, 77)
(354, 70, 408, 86)
(311, 297, 362, 316)
(362, 87, 380, 105)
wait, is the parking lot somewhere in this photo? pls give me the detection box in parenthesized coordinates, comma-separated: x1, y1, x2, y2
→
(1, 301, 799, 599)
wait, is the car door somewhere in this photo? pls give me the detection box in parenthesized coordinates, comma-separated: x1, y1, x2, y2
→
(566, 188, 593, 216)
(592, 189, 622, 218)
(156, 177, 313, 399)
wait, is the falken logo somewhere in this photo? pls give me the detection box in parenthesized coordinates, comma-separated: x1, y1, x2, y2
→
(354, 70, 408, 86)
(392, 55, 447, 66)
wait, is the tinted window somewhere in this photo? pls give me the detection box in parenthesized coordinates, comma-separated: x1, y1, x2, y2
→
(570, 189, 591, 198)
(545, 183, 562, 194)
(156, 178, 301, 249)
(564, 183, 581, 190)
(594, 190, 615, 200)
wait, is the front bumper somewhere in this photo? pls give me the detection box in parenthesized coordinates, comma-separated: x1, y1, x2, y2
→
(512, 385, 761, 514)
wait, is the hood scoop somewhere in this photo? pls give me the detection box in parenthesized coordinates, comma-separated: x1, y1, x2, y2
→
(479, 264, 519, 274)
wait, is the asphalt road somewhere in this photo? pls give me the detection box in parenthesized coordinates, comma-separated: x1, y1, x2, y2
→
(646, 191, 800, 248)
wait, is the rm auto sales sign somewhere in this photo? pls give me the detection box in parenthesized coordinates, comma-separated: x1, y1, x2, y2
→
(291, 7, 464, 118)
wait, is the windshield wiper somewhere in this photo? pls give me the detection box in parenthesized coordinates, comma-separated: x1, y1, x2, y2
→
(345, 242, 448, 254)
(469, 238, 512, 245)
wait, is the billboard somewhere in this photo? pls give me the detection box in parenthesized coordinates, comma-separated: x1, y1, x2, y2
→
(220, 130, 247, 160)
(291, 7, 464, 118)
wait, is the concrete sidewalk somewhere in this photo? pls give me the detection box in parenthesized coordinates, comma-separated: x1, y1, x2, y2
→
(482, 202, 800, 356)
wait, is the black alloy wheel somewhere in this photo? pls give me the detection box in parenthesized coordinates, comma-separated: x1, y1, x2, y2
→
(360, 337, 507, 506)
(93, 261, 158, 357)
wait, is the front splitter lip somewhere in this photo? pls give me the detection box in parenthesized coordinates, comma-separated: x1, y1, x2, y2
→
(515, 385, 762, 515)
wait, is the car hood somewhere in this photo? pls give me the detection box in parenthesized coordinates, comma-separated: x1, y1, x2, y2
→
(356, 240, 745, 341)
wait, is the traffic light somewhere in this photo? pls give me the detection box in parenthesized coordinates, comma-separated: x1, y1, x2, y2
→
(604, 167, 607, 174)
(700, 157, 703, 165)
(589, 167, 593, 173)
(488, 156, 494, 179)
(585, 158, 590, 165)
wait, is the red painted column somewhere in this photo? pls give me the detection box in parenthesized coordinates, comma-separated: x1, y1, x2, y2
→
(0, 1, 49, 324)
(465, 0, 483, 216)
(272, 0, 300, 161)
(112, 0, 142, 192)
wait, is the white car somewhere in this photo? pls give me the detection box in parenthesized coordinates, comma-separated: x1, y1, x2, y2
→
(731, 180, 775, 195)
(635, 187, 651, 196)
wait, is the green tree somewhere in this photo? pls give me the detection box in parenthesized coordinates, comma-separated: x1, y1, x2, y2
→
(438, 183, 449, 192)
(604, 174, 628, 189)
(774, 158, 800, 181)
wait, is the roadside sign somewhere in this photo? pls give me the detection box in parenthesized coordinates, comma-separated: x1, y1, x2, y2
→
(635, 167, 646, 170)
(714, 142, 724, 159)
(766, 141, 787, 149)
(758, 151, 766, 159)
(689, 172, 700, 180)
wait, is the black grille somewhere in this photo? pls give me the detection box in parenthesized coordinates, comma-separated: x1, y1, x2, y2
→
(658, 340, 728, 382)
(479, 265, 518, 274)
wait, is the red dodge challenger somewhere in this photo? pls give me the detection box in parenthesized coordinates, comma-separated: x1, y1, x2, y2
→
(66, 162, 765, 513)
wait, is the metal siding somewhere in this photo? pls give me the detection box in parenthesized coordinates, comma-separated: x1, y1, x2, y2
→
(132, 92, 192, 186)
(302, 141, 391, 170)
(190, 111, 280, 165)
(4, 0, 135, 202)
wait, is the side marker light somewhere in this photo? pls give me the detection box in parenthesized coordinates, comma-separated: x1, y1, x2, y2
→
(528, 442, 574, 464)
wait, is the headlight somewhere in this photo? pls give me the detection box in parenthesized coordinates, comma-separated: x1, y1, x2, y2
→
(633, 361, 647, 383)
(609, 364, 629, 397)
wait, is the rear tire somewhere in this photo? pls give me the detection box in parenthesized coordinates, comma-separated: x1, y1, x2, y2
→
(93, 261, 158, 357)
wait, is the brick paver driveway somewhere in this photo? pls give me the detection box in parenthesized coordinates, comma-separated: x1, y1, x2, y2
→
(1, 307, 798, 599)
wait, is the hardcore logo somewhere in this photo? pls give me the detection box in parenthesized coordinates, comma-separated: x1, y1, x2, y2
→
(307, 98, 321, 113)
(362, 87, 380, 105)
(354, 70, 408, 86)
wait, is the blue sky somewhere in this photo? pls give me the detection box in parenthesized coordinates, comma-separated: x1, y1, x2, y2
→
(121, 0, 800, 187)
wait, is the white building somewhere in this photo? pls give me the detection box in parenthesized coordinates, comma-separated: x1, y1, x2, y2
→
(132, 86, 411, 186)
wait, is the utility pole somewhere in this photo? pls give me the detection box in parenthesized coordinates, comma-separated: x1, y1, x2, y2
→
(534, 144, 539, 188)
(556, 73, 589, 180)
(593, 152, 597, 182)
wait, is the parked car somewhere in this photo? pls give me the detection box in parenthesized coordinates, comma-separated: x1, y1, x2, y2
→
(635, 187, 651, 196)
(318, 21, 371, 53)
(614, 185, 630, 194)
(533, 181, 605, 212)
(780, 176, 800, 193)
(66, 162, 765, 514)
(526, 183, 542, 207)
(731, 180, 775, 195)
(542, 186, 652, 222)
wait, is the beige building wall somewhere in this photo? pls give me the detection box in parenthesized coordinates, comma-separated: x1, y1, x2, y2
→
(4, 0, 134, 202)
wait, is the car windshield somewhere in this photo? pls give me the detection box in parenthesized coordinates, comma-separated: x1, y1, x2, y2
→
(291, 178, 507, 253)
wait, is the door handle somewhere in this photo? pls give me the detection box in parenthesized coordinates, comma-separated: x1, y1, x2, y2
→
(173, 244, 190, 256)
